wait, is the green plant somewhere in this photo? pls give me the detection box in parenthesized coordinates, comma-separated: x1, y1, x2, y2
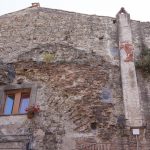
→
(136, 46, 150, 74)
(42, 52, 55, 63)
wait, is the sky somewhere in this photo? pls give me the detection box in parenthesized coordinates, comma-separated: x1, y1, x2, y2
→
(0, 0, 150, 21)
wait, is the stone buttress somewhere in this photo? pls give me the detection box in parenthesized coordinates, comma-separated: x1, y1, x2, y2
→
(117, 8, 143, 128)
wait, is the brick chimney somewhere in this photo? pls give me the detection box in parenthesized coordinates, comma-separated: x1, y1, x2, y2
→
(31, 2, 40, 8)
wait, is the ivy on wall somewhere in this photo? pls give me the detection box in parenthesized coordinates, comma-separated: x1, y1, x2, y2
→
(136, 46, 150, 74)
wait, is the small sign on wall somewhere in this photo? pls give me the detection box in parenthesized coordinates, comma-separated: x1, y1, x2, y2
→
(132, 129, 140, 135)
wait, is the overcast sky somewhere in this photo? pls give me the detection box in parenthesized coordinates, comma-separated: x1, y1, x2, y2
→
(0, 0, 150, 21)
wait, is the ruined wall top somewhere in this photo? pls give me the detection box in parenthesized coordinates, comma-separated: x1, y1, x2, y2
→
(117, 7, 128, 15)
(30, 2, 40, 8)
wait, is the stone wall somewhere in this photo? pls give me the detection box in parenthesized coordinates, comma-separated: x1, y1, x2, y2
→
(0, 6, 150, 150)
(0, 7, 118, 64)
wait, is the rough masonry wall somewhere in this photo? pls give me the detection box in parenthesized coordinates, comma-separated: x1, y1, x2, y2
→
(0, 49, 123, 149)
(131, 19, 150, 146)
(0, 7, 118, 64)
(131, 20, 150, 56)
(136, 71, 150, 147)
(0, 6, 150, 150)
(0, 7, 122, 150)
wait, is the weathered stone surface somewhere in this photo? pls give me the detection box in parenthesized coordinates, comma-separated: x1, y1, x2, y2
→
(0, 6, 150, 150)
(0, 62, 15, 84)
(117, 11, 143, 127)
(0, 7, 118, 65)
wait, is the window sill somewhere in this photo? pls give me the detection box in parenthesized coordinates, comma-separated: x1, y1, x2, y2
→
(0, 113, 27, 117)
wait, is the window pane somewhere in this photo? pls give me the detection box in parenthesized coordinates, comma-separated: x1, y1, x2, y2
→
(19, 94, 30, 114)
(4, 95, 15, 115)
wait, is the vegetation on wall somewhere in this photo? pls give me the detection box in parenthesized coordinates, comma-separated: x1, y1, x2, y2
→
(42, 52, 55, 64)
(136, 46, 150, 74)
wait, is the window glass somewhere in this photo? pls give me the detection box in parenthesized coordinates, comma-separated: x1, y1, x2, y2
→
(4, 95, 15, 115)
(19, 94, 30, 114)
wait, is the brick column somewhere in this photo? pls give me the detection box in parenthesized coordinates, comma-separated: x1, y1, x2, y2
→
(117, 8, 143, 127)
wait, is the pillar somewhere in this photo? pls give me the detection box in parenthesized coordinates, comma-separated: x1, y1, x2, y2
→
(117, 8, 143, 127)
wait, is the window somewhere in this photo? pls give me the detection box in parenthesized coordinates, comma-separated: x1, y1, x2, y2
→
(0, 83, 37, 116)
(4, 95, 15, 115)
(2, 89, 31, 115)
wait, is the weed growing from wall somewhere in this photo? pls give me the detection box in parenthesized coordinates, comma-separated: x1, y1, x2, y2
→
(42, 52, 55, 64)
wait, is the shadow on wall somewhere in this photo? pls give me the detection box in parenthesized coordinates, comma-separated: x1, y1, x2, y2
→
(0, 61, 15, 85)
(109, 48, 119, 60)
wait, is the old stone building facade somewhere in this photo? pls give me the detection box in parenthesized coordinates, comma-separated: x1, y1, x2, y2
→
(0, 3, 150, 150)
